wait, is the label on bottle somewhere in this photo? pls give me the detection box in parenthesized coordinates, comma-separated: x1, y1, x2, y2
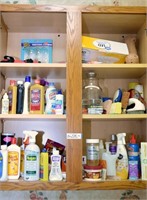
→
(46, 88, 57, 114)
(0, 152, 3, 178)
(30, 89, 41, 111)
(8, 151, 19, 176)
(8, 90, 13, 112)
(87, 145, 99, 160)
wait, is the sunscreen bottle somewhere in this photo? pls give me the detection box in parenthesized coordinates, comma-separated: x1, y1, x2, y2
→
(0, 145, 8, 181)
(49, 147, 62, 181)
(7, 80, 17, 114)
(24, 130, 40, 181)
(8, 137, 21, 179)
(116, 133, 128, 180)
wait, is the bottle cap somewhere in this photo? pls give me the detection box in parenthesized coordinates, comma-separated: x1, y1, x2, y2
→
(17, 80, 23, 85)
(57, 89, 62, 94)
(10, 80, 16, 86)
(86, 139, 99, 144)
(1, 145, 7, 150)
(3, 93, 8, 99)
(34, 79, 40, 84)
(130, 134, 136, 144)
(11, 137, 17, 144)
(25, 76, 31, 83)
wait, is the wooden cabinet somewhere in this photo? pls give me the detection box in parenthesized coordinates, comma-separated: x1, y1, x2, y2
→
(0, 4, 147, 190)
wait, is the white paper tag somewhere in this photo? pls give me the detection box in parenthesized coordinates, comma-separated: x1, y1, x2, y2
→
(67, 133, 82, 139)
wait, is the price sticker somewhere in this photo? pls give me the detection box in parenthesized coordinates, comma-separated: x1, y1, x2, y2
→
(67, 133, 82, 139)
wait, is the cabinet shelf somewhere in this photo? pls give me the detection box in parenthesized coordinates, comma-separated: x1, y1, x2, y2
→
(0, 63, 66, 79)
(0, 179, 146, 191)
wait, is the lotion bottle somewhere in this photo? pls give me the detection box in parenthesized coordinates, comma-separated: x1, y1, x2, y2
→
(22, 75, 31, 114)
(1, 93, 9, 114)
(8, 137, 21, 179)
(0, 145, 8, 181)
(49, 147, 62, 181)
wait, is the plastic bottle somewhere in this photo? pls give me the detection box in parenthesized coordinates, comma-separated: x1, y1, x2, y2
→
(55, 89, 64, 115)
(99, 139, 106, 168)
(0, 145, 8, 181)
(116, 133, 128, 180)
(40, 148, 49, 181)
(7, 137, 21, 179)
(30, 79, 44, 114)
(16, 80, 24, 114)
(1, 93, 9, 114)
(22, 75, 31, 114)
(86, 139, 99, 166)
(45, 82, 57, 114)
(7, 80, 17, 114)
(82, 71, 103, 114)
(49, 147, 62, 181)
(23, 130, 40, 181)
(109, 134, 117, 155)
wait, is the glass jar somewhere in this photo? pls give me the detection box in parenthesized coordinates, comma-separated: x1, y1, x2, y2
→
(86, 139, 99, 166)
(82, 71, 103, 114)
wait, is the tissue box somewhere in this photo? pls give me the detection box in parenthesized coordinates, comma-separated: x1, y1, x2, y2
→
(82, 36, 129, 63)
(21, 39, 53, 63)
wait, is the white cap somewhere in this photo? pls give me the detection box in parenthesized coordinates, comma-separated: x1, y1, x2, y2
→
(1, 145, 7, 150)
(86, 139, 99, 143)
(3, 93, 8, 99)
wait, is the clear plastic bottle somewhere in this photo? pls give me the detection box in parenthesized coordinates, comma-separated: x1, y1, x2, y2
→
(82, 72, 103, 114)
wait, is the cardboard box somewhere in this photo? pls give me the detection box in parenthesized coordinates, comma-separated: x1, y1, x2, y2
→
(141, 142, 147, 180)
(82, 36, 129, 63)
(21, 39, 53, 63)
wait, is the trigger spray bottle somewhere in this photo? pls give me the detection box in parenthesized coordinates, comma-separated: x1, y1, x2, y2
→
(23, 130, 40, 181)
(116, 133, 128, 180)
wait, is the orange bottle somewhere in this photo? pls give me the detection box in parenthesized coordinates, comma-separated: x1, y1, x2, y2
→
(30, 79, 44, 114)
(7, 80, 17, 114)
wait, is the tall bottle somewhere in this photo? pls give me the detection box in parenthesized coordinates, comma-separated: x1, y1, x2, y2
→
(7, 137, 21, 180)
(24, 131, 40, 181)
(82, 71, 103, 114)
(16, 80, 24, 114)
(0, 145, 8, 181)
(23, 75, 31, 114)
(1, 93, 9, 114)
(116, 133, 128, 180)
(7, 80, 17, 114)
(30, 79, 44, 114)
(45, 82, 57, 114)
(55, 89, 64, 115)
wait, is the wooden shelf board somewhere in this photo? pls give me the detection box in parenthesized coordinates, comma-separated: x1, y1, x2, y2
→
(0, 63, 66, 79)
(83, 114, 147, 120)
(82, 64, 147, 79)
(0, 179, 146, 191)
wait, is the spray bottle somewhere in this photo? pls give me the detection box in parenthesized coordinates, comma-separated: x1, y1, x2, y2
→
(23, 130, 40, 181)
(116, 133, 128, 180)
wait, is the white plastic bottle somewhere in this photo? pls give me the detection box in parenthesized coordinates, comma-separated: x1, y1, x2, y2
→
(55, 89, 64, 115)
(49, 148, 62, 181)
(45, 82, 57, 114)
(24, 131, 40, 181)
(8, 137, 21, 180)
(0, 145, 8, 181)
(22, 75, 31, 114)
(1, 93, 9, 114)
(116, 133, 128, 180)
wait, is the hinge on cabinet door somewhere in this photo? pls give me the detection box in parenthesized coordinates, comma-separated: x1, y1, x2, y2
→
(59, 191, 67, 200)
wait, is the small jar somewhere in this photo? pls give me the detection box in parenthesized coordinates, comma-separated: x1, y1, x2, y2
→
(86, 139, 99, 166)
(83, 164, 102, 181)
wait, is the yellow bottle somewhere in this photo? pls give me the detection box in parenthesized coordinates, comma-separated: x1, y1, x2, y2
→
(30, 79, 44, 114)
(40, 149, 49, 181)
(7, 80, 17, 114)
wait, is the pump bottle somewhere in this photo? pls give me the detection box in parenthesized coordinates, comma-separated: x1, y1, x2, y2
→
(23, 130, 40, 181)
(116, 133, 128, 180)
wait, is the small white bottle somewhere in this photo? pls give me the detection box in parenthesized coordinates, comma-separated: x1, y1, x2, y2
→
(49, 148, 62, 181)
(0, 145, 8, 181)
(22, 75, 31, 114)
(55, 89, 64, 115)
(1, 93, 9, 114)
(8, 137, 21, 180)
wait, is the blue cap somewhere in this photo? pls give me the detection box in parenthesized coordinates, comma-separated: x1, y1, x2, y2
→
(25, 76, 31, 82)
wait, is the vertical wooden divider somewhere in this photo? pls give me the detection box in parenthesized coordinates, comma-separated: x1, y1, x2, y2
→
(66, 9, 83, 182)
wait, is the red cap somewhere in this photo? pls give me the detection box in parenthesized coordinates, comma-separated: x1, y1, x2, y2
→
(130, 134, 136, 144)
(11, 137, 17, 144)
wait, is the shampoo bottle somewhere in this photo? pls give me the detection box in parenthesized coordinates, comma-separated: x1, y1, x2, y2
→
(49, 147, 62, 181)
(8, 137, 21, 179)
(24, 130, 40, 181)
(116, 133, 128, 180)
(0, 145, 8, 181)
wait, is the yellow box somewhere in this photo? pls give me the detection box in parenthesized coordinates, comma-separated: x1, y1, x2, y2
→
(82, 36, 129, 63)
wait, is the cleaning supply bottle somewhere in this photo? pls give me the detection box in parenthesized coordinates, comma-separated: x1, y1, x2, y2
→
(30, 79, 44, 114)
(40, 148, 49, 181)
(22, 75, 31, 114)
(7, 80, 17, 114)
(0, 145, 8, 181)
(55, 89, 64, 115)
(45, 82, 57, 114)
(116, 133, 128, 180)
(49, 147, 62, 181)
(7, 137, 21, 179)
(16, 80, 24, 114)
(1, 93, 9, 114)
(23, 130, 40, 181)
